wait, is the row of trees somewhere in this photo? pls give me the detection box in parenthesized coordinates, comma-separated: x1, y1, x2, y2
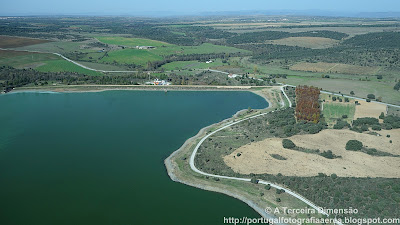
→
(295, 85, 321, 123)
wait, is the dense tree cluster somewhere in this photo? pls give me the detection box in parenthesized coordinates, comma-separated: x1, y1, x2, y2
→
(343, 32, 400, 49)
(295, 85, 321, 123)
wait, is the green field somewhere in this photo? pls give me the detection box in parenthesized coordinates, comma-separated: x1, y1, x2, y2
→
(161, 59, 225, 70)
(0, 51, 59, 68)
(96, 36, 173, 47)
(36, 60, 102, 76)
(99, 49, 163, 66)
(150, 43, 250, 56)
(14, 41, 84, 54)
(322, 102, 355, 125)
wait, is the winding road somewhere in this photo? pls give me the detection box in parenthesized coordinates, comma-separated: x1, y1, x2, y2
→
(189, 86, 344, 225)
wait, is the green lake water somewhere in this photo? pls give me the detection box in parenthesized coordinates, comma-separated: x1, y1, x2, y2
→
(0, 90, 268, 225)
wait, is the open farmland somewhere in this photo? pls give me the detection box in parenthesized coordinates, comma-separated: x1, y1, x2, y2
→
(13, 41, 86, 54)
(266, 37, 339, 49)
(354, 100, 387, 120)
(36, 60, 102, 75)
(0, 35, 49, 48)
(150, 43, 250, 56)
(96, 37, 173, 47)
(290, 62, 380, 75)
(99, 49, 163, 65)
(322, 102, 355, 125)
(161, 59, 225, 70)
(224, 129, 400, 178)
(0, 50, 59, 68)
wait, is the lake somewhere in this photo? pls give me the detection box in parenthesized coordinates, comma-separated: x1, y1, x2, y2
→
(0, 90, 268, 225)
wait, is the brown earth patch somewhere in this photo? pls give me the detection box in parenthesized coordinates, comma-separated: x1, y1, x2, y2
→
(354, 100, 387, 121)
(224, 129, 400, 178)
(0, 35, 49, 48)
(267, 37, 339, 49)
(290, 62, 380, 75)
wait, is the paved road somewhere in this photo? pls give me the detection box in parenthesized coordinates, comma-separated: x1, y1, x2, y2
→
(189, 86, 343, 225)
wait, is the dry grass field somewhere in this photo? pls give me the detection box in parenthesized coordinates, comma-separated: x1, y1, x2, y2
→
(224, 129, 400, 178)
(290, 62, 380, 75)
(0, 35, 49, 48)
(266, 37, 339, 49)
(354, 100, 387, 121)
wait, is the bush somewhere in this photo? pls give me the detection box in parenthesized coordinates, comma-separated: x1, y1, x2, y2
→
(372, 125, 381, 131)
(342, 115, 348, 119)
(331, 173, 338, 179)
(320, 150, 341, 159)
(367, 94, 376, 99)
(346, 140, 363, 151)
(350, 91, 355, 95)
(333, 120, 350, 129)
(353, 117, 379, 127)
(282, 139, 296, 149)
(366, 99, 371, 102)
(265, 184, 271, 190)
(332, 96, 337, 101)
(251, 177, 259, 184)
(276, 198, 281, 202)
(379, 112, 385, 119)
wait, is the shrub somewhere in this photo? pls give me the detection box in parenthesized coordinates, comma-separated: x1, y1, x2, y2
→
(346, 140, 363, 151)
(265, 184, 271, 190)
(350, 91, 355, 95)
(342, 115, 348, 119)
(331, 173, 338, 179)
(320, 150, 341, 159)
(333, 120, 350, 129)
(372, 125, 381, 131)
(251, 177, 259, 184)
(345, 98, 349, 102)
(282, 139, 296, 149)
(394, 81, 400, 91)
(276, 198, 281, 202)
(366, 99, 371, 102)
(332, 96, 337, 101)
(379, 112, 385, 119)
(376, 75, 383, 79)
(367, 94, 376, 99)
(353, 117, 379, 127)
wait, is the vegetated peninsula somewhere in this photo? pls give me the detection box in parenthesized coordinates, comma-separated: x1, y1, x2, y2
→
(1, 15, 400, 224)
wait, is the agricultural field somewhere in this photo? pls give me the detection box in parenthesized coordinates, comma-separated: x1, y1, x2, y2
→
(0, 50, 59, 69)
(35, 60, 102, 75)
(150, 43, 250, 56)
(266, 37, 339, 49)
(290, 62, 381, 75)
(224, 128, 400, 178)
(322, 102, 355, 125)
(99, 49, 163, 65)
(160, 59, 226, 71)
(0, 35, 49, 48)
(96, 36, 173, 47)
(13, 41, 86, 54)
